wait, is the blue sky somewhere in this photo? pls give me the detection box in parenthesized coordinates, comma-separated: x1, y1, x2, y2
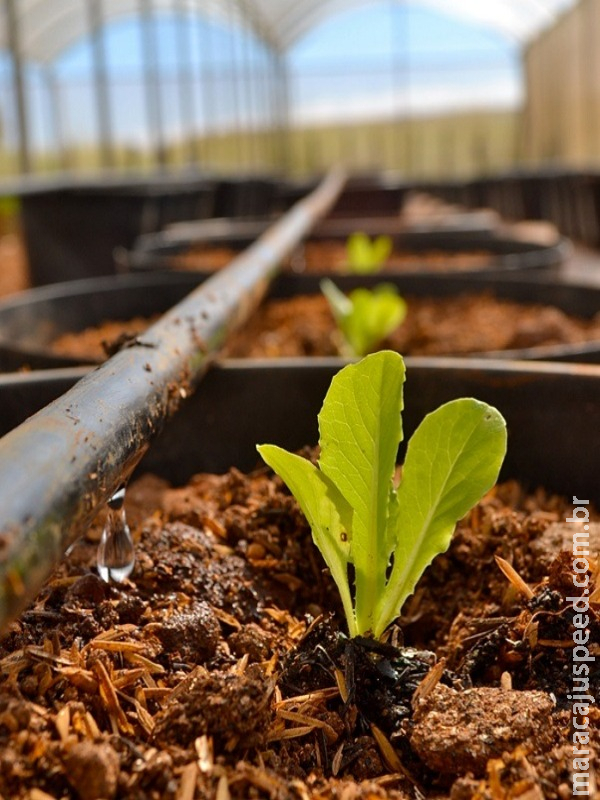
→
(0, 2, 521, 150)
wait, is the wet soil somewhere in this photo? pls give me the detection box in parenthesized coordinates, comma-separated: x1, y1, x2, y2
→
(0, 464, 597, 800)
(50, 292, 600, 363)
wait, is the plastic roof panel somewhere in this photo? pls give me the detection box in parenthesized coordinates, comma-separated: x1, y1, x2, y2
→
(0, 0, 579, 63)
(250, 0, 578, 48)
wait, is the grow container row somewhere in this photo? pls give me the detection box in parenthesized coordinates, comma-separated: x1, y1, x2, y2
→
(5, 172, 288, 287)
(428, 167, 600, 248)
(1, 269, 599, 371)
(0, 172, 597, 800)
(124, 216, 569, 279)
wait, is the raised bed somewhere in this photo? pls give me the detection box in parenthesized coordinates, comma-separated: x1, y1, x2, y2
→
(11, 174, 218, 286)
(1, 271, 599, 370)
(124, 220, 569, 279)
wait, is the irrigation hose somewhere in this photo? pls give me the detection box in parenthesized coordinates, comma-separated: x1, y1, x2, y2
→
(0, 168, 346, 633)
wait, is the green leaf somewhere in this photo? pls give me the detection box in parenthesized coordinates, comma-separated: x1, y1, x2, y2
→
(372, 398, 507, 638)
(257, 352, 507, 641)
(320, 278, 353, 325)
(321, 280, 407, 357)
(318, 351, 406, 634)
(256, 444, 358, 636)
(343, 285, 407, 356)
(346, 232, 392, 274)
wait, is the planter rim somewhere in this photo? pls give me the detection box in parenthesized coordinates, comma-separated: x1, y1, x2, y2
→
(0, 270, 598, 368)
(1, 355, 599, 389)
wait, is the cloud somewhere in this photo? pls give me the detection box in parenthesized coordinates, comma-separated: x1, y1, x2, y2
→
(291, 76, 521, 124)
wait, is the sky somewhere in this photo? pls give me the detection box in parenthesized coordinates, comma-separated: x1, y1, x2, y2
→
(0, 2, 521, 151)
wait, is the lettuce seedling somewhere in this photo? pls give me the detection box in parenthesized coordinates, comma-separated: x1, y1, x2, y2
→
(257, 351, 507, 639)
(321, 278, 407, 357)
(346, 232, 393, 274)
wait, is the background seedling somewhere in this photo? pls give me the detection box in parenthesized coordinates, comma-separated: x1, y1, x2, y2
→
(321, 278, 407, 357)
(345, 232, 393, 274)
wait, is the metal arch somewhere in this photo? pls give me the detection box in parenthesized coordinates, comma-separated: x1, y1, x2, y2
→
(0, 0, 265, 65)
(0, 0, 578, 63)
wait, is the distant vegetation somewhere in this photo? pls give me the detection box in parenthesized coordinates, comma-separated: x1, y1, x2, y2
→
(0, 108, 520, 181)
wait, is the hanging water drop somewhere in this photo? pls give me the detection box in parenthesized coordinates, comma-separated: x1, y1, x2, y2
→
(97, 485, 135, 583)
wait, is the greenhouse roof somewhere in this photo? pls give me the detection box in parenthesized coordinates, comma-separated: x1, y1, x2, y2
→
(1, 0, 578, 63)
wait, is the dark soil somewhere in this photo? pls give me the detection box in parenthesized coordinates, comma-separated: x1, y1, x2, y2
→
(50, 293, 600, 363)
(0, 464, 597, 800)
(168, 241, 493, 275)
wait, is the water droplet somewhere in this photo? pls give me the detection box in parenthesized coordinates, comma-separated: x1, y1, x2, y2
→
(97, 484, 135, 583)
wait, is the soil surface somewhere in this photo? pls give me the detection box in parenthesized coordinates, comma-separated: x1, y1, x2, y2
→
(224, 293, 600, 358)
(0, 462, 597, 799)
(50, 293, 600, 363)
(169, 241, 493, 275)
(0, 233, 30, 297)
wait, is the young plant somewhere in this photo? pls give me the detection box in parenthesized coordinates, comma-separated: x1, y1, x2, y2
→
(321, 278, 407, 357)
(257, 351, 507, 639)
(346, 232, 393, 274)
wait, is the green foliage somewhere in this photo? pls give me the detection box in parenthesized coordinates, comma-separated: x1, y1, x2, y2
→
(321, 279, 407, 357)
(258, 351, 507, 639)
(345, 232, 393, 274)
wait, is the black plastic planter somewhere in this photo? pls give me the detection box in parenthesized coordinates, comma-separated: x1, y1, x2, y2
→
(0, 356, 599, 634)
(12, 175, 217, 286)
(124, 221, 570, 278)
(1, 271, 598, 371)
(212, 176, 282, 218)
(0, 359, 597, 501)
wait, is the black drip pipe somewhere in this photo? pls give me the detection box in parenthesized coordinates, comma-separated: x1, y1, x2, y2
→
(0, 170, 346, 632)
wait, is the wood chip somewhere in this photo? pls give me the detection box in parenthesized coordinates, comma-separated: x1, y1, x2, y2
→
(500, 671, 513, 691)
(83, 710, 101, 739)
(92, 625, 138, 640)
(494, 556, 535, 600)
(215, 775, 231, 800)
(412, 658, 445, 711)
(275, 687, 339, 708)
(176, 762, 198, 800)
(92, 660, 134, 735)
(29, 790, 58, 800)
(276, 709, 338, 744)
(88, 640, 146, 654)
(54, 705, 70, 745)
(134, 700, 155, 736)
(331, 742, 344, 777)
(334, 668, 348, 703)
(370, 723, 403, 773)
(210, 607, 242, 630)
(195, 735, 214, 774)
(124, 652, 166, 674)
(143, 687, 172, 703)
(60, 666, 99, 694)
(266, 725, 315, 742)
(233, 654, 249, 675)
(228, 763, 287, 794)
(113, 668, 146, 690)
(23, 646, 74, 667)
